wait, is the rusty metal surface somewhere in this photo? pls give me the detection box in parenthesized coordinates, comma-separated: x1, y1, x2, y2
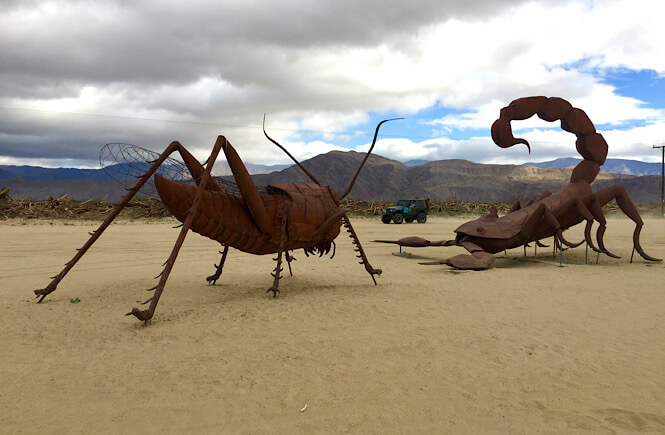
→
(377, 96, 661, 270)
(34, 120, 397, 323)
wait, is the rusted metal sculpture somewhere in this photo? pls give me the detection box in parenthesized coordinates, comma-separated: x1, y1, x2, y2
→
(34, 118, 400, 322)
(376, 96, 661, 269)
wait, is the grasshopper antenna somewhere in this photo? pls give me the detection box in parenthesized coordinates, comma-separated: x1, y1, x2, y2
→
(339, 118, 403, 199)
(263, 114, 321, 186)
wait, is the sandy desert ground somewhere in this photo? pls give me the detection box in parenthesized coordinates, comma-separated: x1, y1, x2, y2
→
(1, 216, 665, 433)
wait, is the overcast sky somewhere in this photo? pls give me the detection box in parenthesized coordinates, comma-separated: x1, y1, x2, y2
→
(1, 0, 665, 169)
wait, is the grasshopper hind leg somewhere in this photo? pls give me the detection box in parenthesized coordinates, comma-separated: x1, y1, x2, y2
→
(34, 140, 221, 304)
(127, 137, 227, 322)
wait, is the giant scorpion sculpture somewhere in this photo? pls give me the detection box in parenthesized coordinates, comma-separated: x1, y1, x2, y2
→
(34, 119, 400, 322)
(376, 96, 661, 269)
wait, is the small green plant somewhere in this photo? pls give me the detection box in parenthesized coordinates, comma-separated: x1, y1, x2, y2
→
(69, 297, 81, 304)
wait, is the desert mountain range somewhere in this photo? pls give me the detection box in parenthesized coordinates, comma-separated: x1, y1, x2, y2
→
(1, 151, 662, 203)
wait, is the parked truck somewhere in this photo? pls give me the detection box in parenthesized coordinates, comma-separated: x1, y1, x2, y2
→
(381, 198, 429, 224)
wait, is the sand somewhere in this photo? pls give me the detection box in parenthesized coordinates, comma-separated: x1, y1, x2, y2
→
(1, 216, 665, 433)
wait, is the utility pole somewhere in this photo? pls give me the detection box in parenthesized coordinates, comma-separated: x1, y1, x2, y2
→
(654, 145, 665, 217)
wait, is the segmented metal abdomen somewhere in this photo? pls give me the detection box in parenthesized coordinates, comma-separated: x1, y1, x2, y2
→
(154, 175, 342, 255)
(155, 175, 281, 254)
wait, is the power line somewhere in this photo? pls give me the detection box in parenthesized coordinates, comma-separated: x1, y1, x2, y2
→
(0, 105, 431, 140)
(0, 105, 639, 146)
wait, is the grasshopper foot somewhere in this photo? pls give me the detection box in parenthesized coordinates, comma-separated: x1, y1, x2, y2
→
(34, 283, 57, 303)
(367, 267, 382, 285)
(266, 285, 280, 298)
(126, 307, 154, 322)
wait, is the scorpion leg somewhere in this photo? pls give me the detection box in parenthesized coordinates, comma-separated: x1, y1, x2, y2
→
(593, 185, 662, 262)
(342, 213, 382, 285)
(573, 198, 601, 254)
(534, 240, 552, 255)
(558, 232, 584, 249)
(523, 244, 530, 256)
(540, 206, 582, 250)
(508, 200, 521, 214)
(34, 140, 219, 304)
(267, 210, 288, 297)
(206, 245, 230, 285)
(586, 193, 621, 259)
(126, 136, 226, 322)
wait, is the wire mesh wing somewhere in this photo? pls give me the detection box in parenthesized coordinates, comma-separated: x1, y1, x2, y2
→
(99, 143, 194, 198)
(99, 142, 247, 198)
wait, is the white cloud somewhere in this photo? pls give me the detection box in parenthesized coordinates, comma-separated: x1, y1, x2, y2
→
(1, 0, 665, 167)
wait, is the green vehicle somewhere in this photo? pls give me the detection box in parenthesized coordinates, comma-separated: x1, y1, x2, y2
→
(381, 198, 429, 224)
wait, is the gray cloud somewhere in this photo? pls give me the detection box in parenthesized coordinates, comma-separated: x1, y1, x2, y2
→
(1, 0, 529, 90)
(1, 0, 663, 168)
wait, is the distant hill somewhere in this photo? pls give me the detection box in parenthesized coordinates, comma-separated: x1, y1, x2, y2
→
(250, 151, 638, 202)
(2, 178, 129, 201)
(403, 159, 431, 166)
(213, 161, 291, 176)
(525, 158, 662, 176)
(0, 168, 15, 179)
(0, 161, 291, 181)
(1, 151, 661, 202)
(594, 175, 664, 202)
(0, 165, 115, 181)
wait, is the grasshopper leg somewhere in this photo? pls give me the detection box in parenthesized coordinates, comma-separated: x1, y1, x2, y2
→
(284, 251, 295, 276)
(206, 245, 229, 285)
(267, 209, 288, 297)
(34, 140, 220, 304)
(127, 136, 226, 322)
(342, 213, 381, 284)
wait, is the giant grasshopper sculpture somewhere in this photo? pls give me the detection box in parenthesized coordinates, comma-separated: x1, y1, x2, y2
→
(376, 96, 661, 269)
(34, 119, 400, 322)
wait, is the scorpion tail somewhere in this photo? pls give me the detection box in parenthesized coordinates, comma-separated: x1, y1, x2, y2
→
(492, 96, 608, 184)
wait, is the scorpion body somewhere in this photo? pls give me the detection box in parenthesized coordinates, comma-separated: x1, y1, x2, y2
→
(377, 96, 661, 269)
